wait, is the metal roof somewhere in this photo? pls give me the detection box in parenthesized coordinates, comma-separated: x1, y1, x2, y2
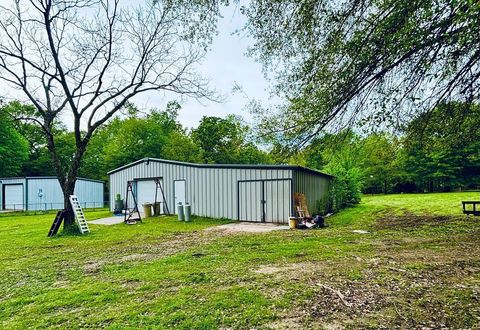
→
(0, 176, 104, 184)
(107, 157, 334, 178)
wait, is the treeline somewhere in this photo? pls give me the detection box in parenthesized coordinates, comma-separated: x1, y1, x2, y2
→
(1, 100, 479, 208)
(0, 101, 271, 182)
(288, 102, 480, 206)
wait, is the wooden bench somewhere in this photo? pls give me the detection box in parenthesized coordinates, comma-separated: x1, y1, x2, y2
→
(462, 201, 480, 216)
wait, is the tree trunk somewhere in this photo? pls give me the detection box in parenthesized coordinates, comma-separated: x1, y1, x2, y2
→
(62, 180, 76, 228)
(62, 146, 86, 230)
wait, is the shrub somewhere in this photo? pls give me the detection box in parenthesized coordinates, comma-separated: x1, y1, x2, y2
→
(325, 158, 363, 212)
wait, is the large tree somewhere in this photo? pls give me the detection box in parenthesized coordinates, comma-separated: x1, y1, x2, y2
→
(0, 0, 221, 229)
(242, 0, 480, 147)
(192, 115, 271, 164)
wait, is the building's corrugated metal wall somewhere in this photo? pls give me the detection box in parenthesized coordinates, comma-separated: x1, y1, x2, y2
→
(293, 170, 331, 214)
(238, 179, 292, 223)
(74, 180, 104, 209)
(0, 178, 26, 210)
(27, 178, 63, 210)
(0, 177, 103, 211)
(109, 160, 293, 220)
(27, 178, 104, 210)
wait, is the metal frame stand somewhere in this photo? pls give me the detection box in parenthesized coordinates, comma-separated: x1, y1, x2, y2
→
(124, 181, 142, 224)
(154, 178, 170, 215)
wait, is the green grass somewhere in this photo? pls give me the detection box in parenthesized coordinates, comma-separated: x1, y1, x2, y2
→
(1, 192, 479, 329)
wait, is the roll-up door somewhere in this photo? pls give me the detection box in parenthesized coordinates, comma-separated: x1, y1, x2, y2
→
(3, 184, 24, 210)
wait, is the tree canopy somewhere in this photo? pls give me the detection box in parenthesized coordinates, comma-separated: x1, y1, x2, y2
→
(192, 115, 271, 164)
(1, 99, 272, 182)
(242, 0, 480, 146)
(0, 104, 29, 177)
(401, 102, 480, 191)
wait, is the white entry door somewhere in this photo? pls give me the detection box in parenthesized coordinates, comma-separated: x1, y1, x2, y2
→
(4, 184, 24, 210)
(174, 180, 186, 213)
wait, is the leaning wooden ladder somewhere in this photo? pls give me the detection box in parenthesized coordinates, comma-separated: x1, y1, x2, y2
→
(69, 195, 90, 234)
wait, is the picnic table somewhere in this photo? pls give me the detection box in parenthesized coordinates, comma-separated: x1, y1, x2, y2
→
(462, 201, 480, 216)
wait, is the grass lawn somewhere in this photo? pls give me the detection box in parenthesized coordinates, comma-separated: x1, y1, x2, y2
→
(1, 192, 479, 329)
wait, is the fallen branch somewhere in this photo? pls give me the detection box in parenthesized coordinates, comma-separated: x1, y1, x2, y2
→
(317, 284, 353, 307)
(387, 266, 407, 273)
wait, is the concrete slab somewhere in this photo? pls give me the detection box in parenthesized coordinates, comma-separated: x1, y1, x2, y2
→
(89, 216, 126, 225)
(89, 212, 150, 225)
(206, 222, 290, 233)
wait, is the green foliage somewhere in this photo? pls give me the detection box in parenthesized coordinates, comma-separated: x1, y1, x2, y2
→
(1, 98, 275, 181)
(279, 101, 479, 199)
(360, 133, 405, 194)
(243, 0, 480, 145)
(322, 138, 364, 210)
(192, 115, 271, 164)
(295, 131, 364, 210)
(101, 110, 179, 170)
(0, 109, 29, 176)
(163, 131, 204, 163)
(1, 101, 73, 176)
(402, 102, 480, 191)
(81, 104, 201, 180)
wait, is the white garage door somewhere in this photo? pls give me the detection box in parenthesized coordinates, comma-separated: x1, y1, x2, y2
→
(136, 180, 157, 207)
(3, 184, 24, 210)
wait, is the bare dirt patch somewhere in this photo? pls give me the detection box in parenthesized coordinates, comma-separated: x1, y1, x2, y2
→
(310, 281, 387, 319)
(84, 261, 103, 274)
(205, 222, 289, 233)
(82, 230, 228, 275)
(266, 316, 311, 330)
(375, 211, 457, 229)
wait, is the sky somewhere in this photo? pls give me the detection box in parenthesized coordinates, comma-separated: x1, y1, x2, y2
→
(0, 1, 274, 130)
(127, 4, 272, 129)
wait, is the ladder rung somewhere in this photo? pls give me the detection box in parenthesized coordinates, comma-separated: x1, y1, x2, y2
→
(69, 195, 90, 234)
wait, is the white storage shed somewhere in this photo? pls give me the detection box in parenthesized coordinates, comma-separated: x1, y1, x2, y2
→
(108, 158, 333, 223)
(0, 177, 104, 211)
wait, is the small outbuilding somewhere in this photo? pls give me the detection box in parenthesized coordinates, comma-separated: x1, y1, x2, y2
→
(0, 177, 104, 211)
(108, 158, 333, 223)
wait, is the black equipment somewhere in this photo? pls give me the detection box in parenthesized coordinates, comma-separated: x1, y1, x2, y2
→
(124, 181, 142, 224)
(48, 210, 65, 237)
